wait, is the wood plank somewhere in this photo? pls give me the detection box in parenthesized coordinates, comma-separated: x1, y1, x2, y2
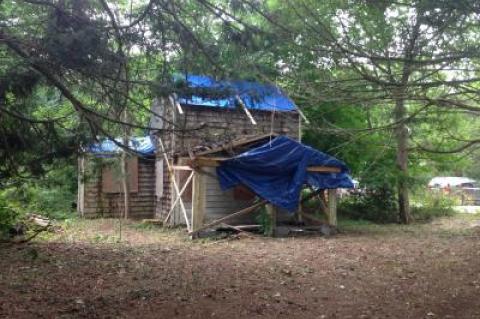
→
(193, 157, 341, 174)
(235, 95, 257, 125)
(77, 156, 85, 217)
(190, 200, 268, 236)
(191, 171, 206, 232)
(191, 157, 223, 167)
(171, 94, 184, 114)
(159, 138, 191, 231)
(101, 157, 139, 193)
(163, 171, 194, 224)
(193, 133, 276, 157)
(172, 165, 193, 171)
(296, 107, 310, 124)
(307, 166, 341, 173)
(327, 189, 337, 226)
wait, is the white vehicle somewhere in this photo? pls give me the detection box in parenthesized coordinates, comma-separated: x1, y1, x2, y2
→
(428, 176, 477, 189)
(428, 176, 480, 205)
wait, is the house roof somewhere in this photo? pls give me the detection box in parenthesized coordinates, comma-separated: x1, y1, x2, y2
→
(174, 74, 297, 112)
(86, 136, 155, 157)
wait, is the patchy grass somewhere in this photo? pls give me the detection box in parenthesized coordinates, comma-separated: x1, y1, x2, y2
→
(2, 214, 480, 318)
(38, 218, 190, 246)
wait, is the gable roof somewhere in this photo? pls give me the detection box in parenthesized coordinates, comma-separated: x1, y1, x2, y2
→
(174, 74, 297, 112)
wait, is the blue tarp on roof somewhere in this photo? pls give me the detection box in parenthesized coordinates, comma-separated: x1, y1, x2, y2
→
(87, 136, 155, 157)
(216, 136, 354, 212)
(175, 74, 297, 112)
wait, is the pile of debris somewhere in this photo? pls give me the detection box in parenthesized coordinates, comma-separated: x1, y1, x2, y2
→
(6, 213, 62, 244)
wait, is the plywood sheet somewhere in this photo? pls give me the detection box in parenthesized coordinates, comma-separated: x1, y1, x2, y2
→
(102, 157, 139, 193)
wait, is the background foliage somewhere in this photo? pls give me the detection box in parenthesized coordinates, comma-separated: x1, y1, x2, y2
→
(1, 0, 480, 229)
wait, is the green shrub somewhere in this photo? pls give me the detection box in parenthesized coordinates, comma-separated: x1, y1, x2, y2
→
(338, 186, 398, 223)
(0, 197, 20, 238)
(28, 186, 75, 220)
(255, 206, 273, 235)
(0, 163, 76, 221)
(411, 192, 456, 222)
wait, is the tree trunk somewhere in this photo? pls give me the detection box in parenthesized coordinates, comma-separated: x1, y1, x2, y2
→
(394, 97, 411, 224)
(121, 109, 130, 219)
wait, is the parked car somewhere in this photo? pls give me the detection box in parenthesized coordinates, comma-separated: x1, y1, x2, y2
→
(428, 176, 480, 205)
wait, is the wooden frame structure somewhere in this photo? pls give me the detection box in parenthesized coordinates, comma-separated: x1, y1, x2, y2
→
(163, 136, 341, 237)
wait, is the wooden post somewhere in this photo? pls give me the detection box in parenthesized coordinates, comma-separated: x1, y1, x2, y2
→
(327, 189, 337, 226)
(191, 170, 206, 233)
(265, 204, 277, 237)
(77, 156, 85, 217)
(120, 151, 130, 219)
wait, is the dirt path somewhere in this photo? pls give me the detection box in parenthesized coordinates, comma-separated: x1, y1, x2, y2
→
(1, 217, 480, 318)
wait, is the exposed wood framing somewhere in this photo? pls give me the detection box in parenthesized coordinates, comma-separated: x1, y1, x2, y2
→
(191, 170, 206, 232)
(327, 189, 337, 226)
(172, 165, 193, 171)
(307, 166, 341, 173)
(235, 95, 257, 125)
(159, 138, 191, 231)
(187, 156, 341, 173)
(194, 134, 276, 157)
(163, 171, 194, 224)
(190, 157, 224, 167)
(77, 156, 85, 217)
(171, 94, 184, 114)
(190, 199, 268, 236)
(298, 112, 302, 143)
(296, 107, 310, 124)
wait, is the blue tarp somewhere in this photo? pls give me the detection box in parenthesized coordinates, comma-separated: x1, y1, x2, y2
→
(175, 74, 297, 112)
(87, 136, 156, 157)
(216, 136, 354, 212)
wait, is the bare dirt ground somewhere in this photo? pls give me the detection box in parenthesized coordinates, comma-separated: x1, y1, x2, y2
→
(1, 215, 480, 319)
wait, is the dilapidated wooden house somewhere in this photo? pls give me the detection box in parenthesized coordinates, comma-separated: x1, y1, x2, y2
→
(150, 75, 305, 229)
(77, 137, 157, 219)
(78, 74, 353, 235)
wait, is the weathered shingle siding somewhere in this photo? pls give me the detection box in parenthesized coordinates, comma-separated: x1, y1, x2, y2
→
(173, 105, 300, 154)
(80, 157, 156, 219)
(80, 100, 300, 223)
(155, 102, 301, 222)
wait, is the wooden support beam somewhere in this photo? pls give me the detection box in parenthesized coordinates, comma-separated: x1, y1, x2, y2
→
(191, 156, 342, 174)
(327, 189, 337, 226)
(190, 199, 268, 236)
(307, 166, 341, 173)
(191, 157, 224, 167)
(172, 165, 193, 171)
(159, 138, 191, 231)
(265, 204, 277, 237)
(194, 134, 277, 157)
(77, 156, 85, 217)
(296, 107, 310, 124)
(170, 94, 184, 114)
(236, 95, 257, 125)
(164, 171, 194, 224)
(191, 171, 206, 232)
